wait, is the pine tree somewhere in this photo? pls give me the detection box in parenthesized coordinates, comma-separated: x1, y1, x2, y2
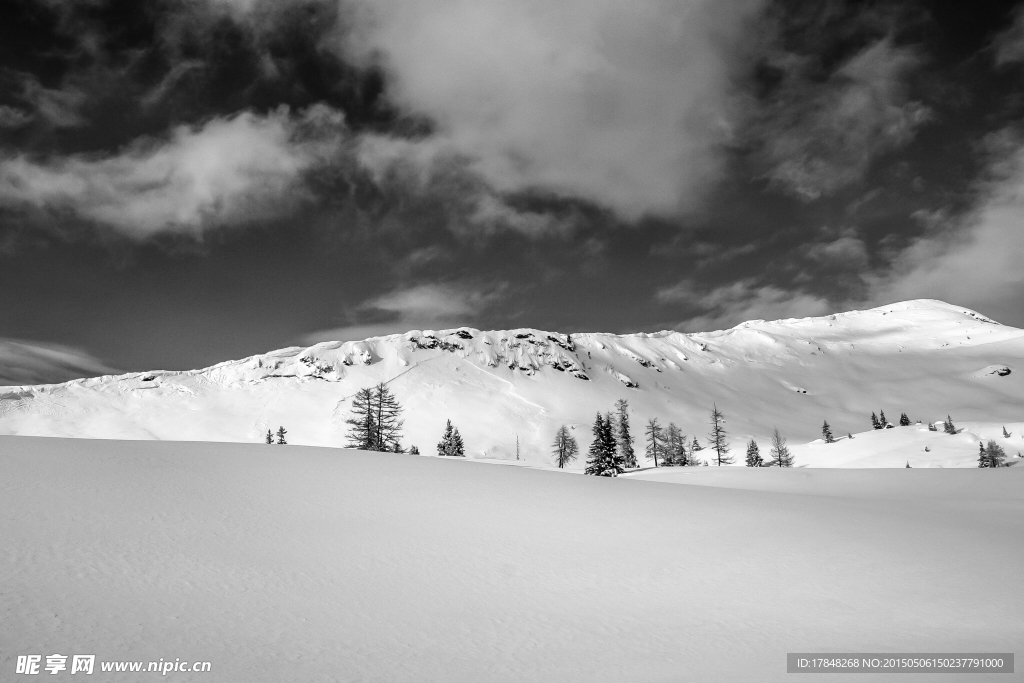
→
(453, 427, 465, 457)
(276, 426, 287, 445)
(437, 420, 465, 457)
(265, 430, 274, 444)
(409, 445, 420, 455)
(371, 382, 404, 452)
(943, 415, 957, 434)
(344, 387, 377, 450)
(585, 413, 623, 476)
(848, 432, 854, 440)
(344, 384, 405, 452)
(1003, 426, 1011, 438)
(644, 417, 663, 467)
(691, 437, 702, 452)
(822, 420, 835, 443)
(928, 422, 938, 431)
(871, 412, 882, 430)
(708, 404, 733, 466)
(613, 399, 637, 468)
(662, 423, 687, 466)
(985, 440, 1007, 467)
(767, 428, 793, 467)
(905, 461, 911, 468)
(552, 425, 579, 469)
(899, 412, 911, 426)
(879, 410, 889, 428)
(978, 442, 989, 468)
(745, 439, 763, 467)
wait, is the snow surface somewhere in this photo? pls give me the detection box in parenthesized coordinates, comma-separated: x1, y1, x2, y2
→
(3, 436, 1022, 682)
(1, 299, 1022, 468)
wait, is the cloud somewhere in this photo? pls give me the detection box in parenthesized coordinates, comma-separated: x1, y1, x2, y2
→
(22, 78, 87, 128)
(864, 132, 1024, 327)
(0, 105, 345, 237)
(994, 6, 1024, 65)
(303, 282, 502, 342)
(658, 279, 833, 331)
(0, 338, 116, 386)
(755, 38, 929, 200)
(0, 105, 33, 129)
(803, 231, 870, 268)
(340, 0, 767, 219)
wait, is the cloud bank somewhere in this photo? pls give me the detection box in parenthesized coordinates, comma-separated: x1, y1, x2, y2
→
(865, 132, 1024, 327)
(342, 0, 767, 219)
(0, 106, 343, 237)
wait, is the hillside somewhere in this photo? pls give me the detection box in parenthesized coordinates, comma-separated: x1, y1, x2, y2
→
(1, 299, 1022, 468)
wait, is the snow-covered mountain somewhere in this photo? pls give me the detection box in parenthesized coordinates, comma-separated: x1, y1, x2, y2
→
(2, 299, 1022, 467)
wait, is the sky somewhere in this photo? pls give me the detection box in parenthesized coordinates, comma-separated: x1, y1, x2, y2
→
(2, 0, 1024, 377)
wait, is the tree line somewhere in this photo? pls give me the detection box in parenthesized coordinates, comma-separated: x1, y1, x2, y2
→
(301, 384, 1017, 471)
(552, 400, 794, 477)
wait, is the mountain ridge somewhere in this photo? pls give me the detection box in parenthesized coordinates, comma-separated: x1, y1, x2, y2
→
(1, 299, 1022, 467)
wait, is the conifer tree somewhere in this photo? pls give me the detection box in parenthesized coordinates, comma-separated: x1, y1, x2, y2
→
(977, 442, 989, 468)
(708, 404, 733, 466)
(552, 425, 579, 469)
(745, 439, 763, 467)
(276, 426, 287, 445)
(928, 422, 938, 431)
(265, 430, 274, 444)
(691, 437, 702, 452)
(371, 382, 404, 452)
(899, 412, 911, 426)
(943, 415, 957, 434)
(345, 387, 377, 450)
(767, 428, 793, 467)
(848, 432, 854, 440)
(409, 445, 420, 455)
(437, 420, 465, 457)
(644, 417, 663, 467)
(1003, 426, 1011, 438)
(985, 440, 1007, 467)
(905, 461, 911, 468)
(879, 410, 889, 427)
(822, 420, 835, 443)
(344, 384, 405, 452)
(585, 413, 623, 476)
(871, 412, 882, 430)
(613, 399, 637, 468)
(662, 423, 687, 466)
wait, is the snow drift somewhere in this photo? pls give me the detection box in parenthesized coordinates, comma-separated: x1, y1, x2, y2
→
(2, 437, 1021, 682)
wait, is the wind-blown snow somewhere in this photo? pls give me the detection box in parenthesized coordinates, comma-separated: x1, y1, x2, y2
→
(1, 299, 1022, 468)
(2, 437, 1021, 682)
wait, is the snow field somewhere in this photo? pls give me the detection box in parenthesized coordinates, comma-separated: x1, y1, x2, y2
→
(3, 436, 1022, 682)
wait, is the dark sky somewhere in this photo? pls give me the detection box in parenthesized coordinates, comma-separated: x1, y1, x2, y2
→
(2, 0, 1024, 374)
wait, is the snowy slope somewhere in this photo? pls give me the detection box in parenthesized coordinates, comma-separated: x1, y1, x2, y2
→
(3, 437, 1022, 682)
(1, 299, 1022, 468)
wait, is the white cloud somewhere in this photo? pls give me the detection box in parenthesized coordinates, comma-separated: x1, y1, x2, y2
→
(0, 339, 116, 386)
(341, 0, 766, 219)
(0, 105, 344, 237)
(758, 38, 929, 200)
(804, 233, 869, 267)
(865, 137, 1024, 327)
(994, 7, 1024, 65)
(303, 283, 502, 342)
(658, 279, 833, 332)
